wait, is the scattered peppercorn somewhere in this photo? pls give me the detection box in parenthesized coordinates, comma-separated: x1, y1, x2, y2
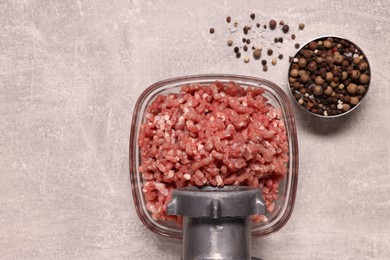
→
(282, 25, 289, 33)
(261, 59, 267, 65)
(263, 65, 268, 71)
(215, 17, 307, 69)
(269, 20, 276, 30)
(244, 57, 250, 63)
(253, 49, 262, 59)
(299, 23, 305, 30)
(295, 43, 300, 49)
(291, 34, 296, 40)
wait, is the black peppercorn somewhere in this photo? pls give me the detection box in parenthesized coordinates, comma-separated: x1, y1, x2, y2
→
(291, 34, 296, 40)
(279, 37, 283, 43)
(267, 49, 273, 56)
(226, 16, 231, 23)
(295, 43, 300, 49)
(269, 20, 276, 30)
(234, 46, 239, 53)
(282, 25, 289, 33)
(278, 54, 283, 60)
(209, 28, 215, 34)
(250, 13, 255, 20)
(246, 39, 251, 44)
(256, 23, 260, 28)
(236, 52, 241, 58)
(243, 45, 248, 52)
(261, 59, 267, 65)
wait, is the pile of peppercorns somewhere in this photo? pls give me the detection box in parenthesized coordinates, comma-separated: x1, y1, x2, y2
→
(288, 36, 370, 117)
(209, 14, 305, 71)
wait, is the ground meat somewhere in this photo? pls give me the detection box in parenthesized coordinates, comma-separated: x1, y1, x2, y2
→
(138, 81, 289, 224)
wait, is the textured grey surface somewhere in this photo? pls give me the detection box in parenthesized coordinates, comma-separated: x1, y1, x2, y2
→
(1, 0, 389, 259)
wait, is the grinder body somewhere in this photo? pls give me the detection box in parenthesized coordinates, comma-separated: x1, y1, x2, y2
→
(167, 186, 266, 260)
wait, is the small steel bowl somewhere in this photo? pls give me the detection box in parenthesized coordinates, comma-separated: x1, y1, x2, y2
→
(287, 35, 371, 118)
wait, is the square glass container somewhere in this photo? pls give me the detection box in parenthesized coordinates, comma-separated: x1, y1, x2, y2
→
(129, 74, 299, 238)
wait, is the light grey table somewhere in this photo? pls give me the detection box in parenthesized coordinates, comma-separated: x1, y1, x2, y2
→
(1, 0, 389, 259)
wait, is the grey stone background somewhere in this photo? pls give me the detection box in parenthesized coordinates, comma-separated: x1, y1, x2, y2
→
(1, 0, 389, 259)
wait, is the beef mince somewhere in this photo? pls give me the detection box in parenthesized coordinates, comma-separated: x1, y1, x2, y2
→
(138, 81, 289, 224)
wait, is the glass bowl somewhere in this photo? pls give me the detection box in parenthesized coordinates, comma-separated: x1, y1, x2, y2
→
(129, 74, 299, 238)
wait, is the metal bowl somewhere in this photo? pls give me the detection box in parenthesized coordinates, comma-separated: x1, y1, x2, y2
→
(287, 35, 371, 118)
